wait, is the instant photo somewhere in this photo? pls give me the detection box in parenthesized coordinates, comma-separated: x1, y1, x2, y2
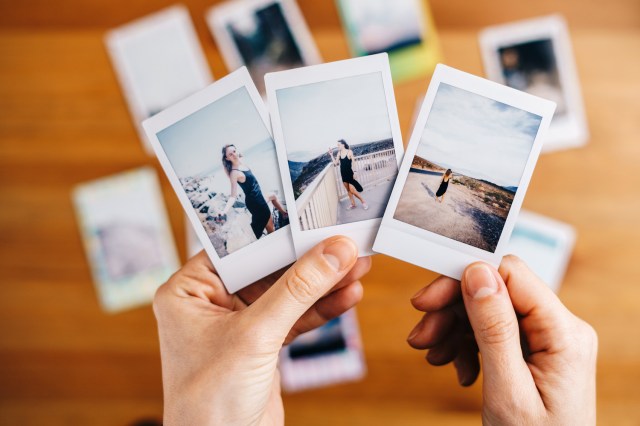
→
(143, 68, 295, 293)
(479, 15, 588, 151)
(279, 309, 366, 392)
(207, 0, 320, 94)
(507, 210, 576, 293)
(266, 54, 404, 257)
(73, 168, 180, 313)
(374, 64, 555, 279)
(105, 5, 213, 154)
(335, 0, 441, 82)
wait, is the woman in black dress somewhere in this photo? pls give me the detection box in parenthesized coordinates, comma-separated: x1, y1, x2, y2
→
(328, 139, 368, 210)
(435, 169, 452, 203)
(219, 144, 287, 239)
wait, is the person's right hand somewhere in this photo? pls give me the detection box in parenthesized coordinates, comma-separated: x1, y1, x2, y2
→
(408, 255, 598, 425)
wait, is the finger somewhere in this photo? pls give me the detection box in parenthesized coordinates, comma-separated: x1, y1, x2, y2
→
(247, 236, 359, 342)
(411, 276, 462, 312)
(236, 264, 288, 306)
(158, 251, 243, 310)
(426, 337, 459, 366)
(461, 262, 534, 390)
(500, 255, 568, 318)
(407, 309, 457, 349)
(284, 280, 363, 344)
(453, 335, 480, 387)
(236, 256, 371, 307)
(499, 255, 574, 354)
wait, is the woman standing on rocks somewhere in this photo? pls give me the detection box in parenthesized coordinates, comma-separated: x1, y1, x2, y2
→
(218, 144, 287, 239)
(435, 169, 453, 203)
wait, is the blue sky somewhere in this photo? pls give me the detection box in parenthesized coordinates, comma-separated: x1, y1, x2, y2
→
(157, 87, 272, 178)
(276, 72, 393, 163)
(415, 83, 542, 188)
(156, 87, 284, 194)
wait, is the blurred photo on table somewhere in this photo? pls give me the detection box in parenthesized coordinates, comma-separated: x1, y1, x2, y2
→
(335, 0, 441, 82)
(72, 168, 180, 313)
(105, 5, 213, 154)
(207, 0, 321, 94)
(479, 15, 589, 152)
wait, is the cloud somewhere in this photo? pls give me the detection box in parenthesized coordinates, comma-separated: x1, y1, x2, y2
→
(415, 83, 541, 187)
(276, 71, 393, 162)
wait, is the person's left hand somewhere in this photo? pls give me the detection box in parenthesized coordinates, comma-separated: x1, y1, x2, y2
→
(153, 236, 370, 426)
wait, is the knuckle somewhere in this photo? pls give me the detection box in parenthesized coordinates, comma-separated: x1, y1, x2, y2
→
(285, 265, 322, 305)
(578, 320, 599, 358)
(152, 282, 170, 319)
(476, 313, 518, 346)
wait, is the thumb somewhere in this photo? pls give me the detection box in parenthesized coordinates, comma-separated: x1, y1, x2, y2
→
(461, 262, 533, 390)
(247, 236, 358, 342)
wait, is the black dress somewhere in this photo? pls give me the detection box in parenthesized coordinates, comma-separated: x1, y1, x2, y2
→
(233, 169, 271, 239)
(436, 176, 450, 197)
(339, 154, 363, 192)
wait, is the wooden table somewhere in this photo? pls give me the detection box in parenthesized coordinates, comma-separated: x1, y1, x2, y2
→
(1, 2, 639, 424)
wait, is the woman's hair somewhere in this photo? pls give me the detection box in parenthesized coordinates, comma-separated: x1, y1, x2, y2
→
(445, 169, 452, 177)
(221, 144, 236, 176)
(338, 139, 350, 150)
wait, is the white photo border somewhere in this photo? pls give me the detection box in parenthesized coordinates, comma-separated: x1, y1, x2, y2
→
(206, 0, 321, 75)
(105, 5, 213, 155)
(479, 14, 588, 152)
(265, 53, 405, 258)
(373, 63, 556, 280)
(142, 67, 296, 294)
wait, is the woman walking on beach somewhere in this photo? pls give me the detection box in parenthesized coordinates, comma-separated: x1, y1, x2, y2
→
(329, 139, 368, 210)
(219, 144, 287, 239)
(435, 169, 452, 203)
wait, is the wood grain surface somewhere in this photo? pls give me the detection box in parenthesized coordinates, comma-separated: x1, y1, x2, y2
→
(1, 1, 639, 424)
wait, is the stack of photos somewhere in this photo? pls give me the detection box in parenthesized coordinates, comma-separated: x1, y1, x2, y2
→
(105, 5, 213, 154)
(375, 64, 556, 279)
(479, 15, 588, 151)
(266, 54, 404, 257)
(143, 67, 295, 293)
(207, 0, 321, 94)
(335, 0, 441, 82)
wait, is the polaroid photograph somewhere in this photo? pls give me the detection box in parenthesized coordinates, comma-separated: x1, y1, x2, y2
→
(335, 0, 441, 82)
(374, 64, 556, 280)
(279, 309, 366, 393)
(479, 15, 588, 152)
(73, 167, 180, 313)
(143, 67, 295, 294)
(105, 5, 213, 154)
(265, 54, 404, 257)
(507, 210, 576, 293)
(206, 0, 321, 95)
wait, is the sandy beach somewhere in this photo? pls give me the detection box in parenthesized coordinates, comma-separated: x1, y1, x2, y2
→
(394, 165, 515, 252)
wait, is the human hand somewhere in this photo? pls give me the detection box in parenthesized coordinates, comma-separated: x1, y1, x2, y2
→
(153, 236, 370, 426)
(407, 255, 597, 425)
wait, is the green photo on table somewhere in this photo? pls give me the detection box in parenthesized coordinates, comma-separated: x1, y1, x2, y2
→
(335, 0, 442, 82)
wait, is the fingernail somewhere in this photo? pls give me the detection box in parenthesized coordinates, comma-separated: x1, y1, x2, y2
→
(411, 286, 427, 301)
(323, 237, 357, 272)
(456, 366, 470, 386)
(407, 319, 422, 341)
(465, 264, 498, 299)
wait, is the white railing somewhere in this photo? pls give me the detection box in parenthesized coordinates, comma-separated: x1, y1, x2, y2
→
(296, 163, 339, 231)
(334, 148, 397, 200)
(296, 148, 397, 231)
